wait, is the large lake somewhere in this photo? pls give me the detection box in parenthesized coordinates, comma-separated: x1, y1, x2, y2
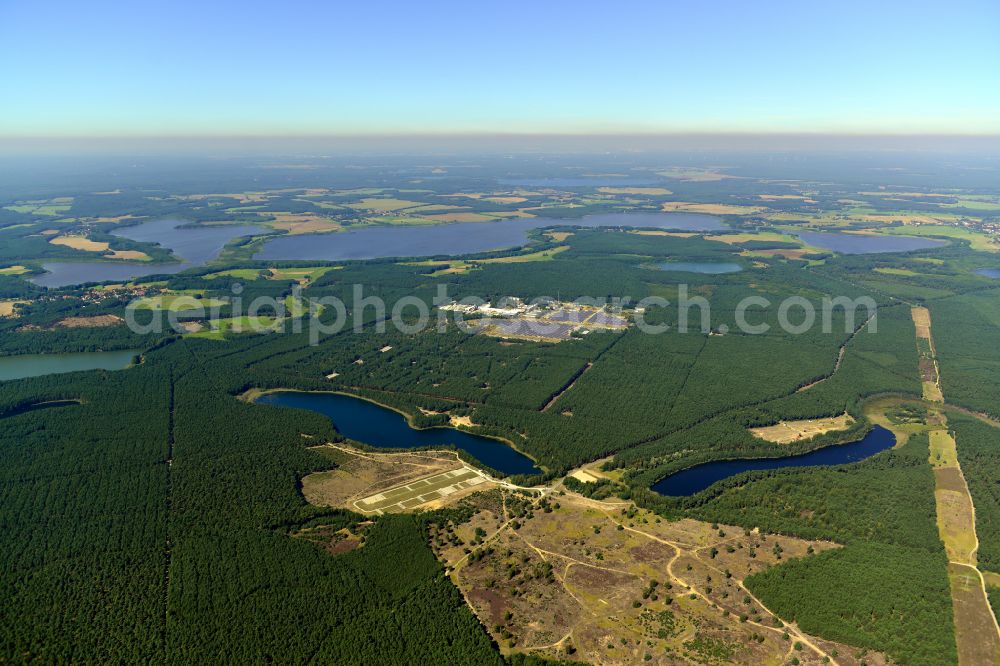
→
(651, 425, 895, 497)
(796, 232, 946, 254)
(255, 391, 540, 475)
(256, 212, 723, 261)
(976, 268, 1000, 279)
(0, 349, 138, 382)
(32, 219, 264, 288)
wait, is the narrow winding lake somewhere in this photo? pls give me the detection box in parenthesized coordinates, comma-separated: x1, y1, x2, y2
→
(32, 218, 264, 288)
(651, 425, 895, 497)
(0, 350, 138, 382)
(256, 212, 723, 261)
(796, 232, 946, 255)
(255, 391, 540, 475)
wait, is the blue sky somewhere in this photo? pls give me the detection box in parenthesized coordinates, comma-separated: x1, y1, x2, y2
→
(1, 0, 998, 136)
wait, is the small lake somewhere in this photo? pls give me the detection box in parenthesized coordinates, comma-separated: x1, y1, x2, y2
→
(975, 268, 1000, 279)
(651, 425, 895, 497)
(255, 212, 723, 261)
(0, 349, 138, 382)
(654, 261, 742, 274)
(255, 391, 540, 475)
(32, 218, 264, 288)
(796, 232, 946, 255)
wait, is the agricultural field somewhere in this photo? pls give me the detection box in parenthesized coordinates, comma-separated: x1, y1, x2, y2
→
(132, 293, 227, 311)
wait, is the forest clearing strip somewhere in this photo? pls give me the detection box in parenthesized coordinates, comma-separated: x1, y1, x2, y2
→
(796, 311, 876, 393)
(538, 328, 627, 412)
(911, 306, 1000, 661)
(540, 362, 591, 412)
(160, 366, 175, 657)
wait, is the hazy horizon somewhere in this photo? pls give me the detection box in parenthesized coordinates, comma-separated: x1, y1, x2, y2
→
(3, 132, 1000, 157)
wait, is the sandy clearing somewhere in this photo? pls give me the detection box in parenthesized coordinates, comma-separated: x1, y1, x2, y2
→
(750, 413, 854, 444)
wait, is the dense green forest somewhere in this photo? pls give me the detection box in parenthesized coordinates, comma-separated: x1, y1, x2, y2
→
(0, 343, 504, 664)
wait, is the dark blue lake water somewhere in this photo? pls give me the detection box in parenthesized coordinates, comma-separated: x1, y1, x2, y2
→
(255, 391, 540, 475)
(796, 232, 946, 255)
(32, 218, 263, 288)
(651, 425, 896, 497)
(655, 261, 743, 274)
(255, 212, 723, 261)
(976, 268, 1000, 278)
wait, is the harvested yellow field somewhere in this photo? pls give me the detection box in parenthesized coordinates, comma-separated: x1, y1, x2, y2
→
(430, 262, 473, 276)
(0, 300, 27, 317)
(50, 235, 109, 252)
(661, 201, 765, 215)
(597, 186, 673, 195)
(0, 265, 28, 275)
(545, 231, 574, 242)
(705, 231, 801, 245)
(750, 413, 854, 444)
(50, 235, 151, 260)
(422, 212, 496, 223)
(263, 213, 342, 234)
(91, 214, 143, 224)
(106, 249, 151, 261)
